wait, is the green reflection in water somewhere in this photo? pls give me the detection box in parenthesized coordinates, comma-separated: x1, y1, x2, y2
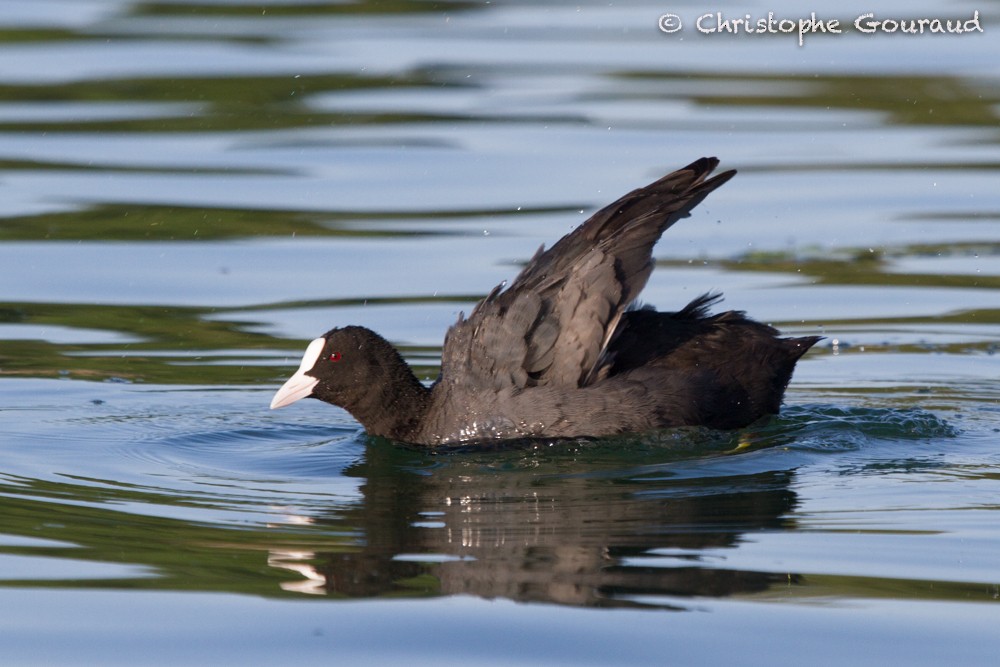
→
(4, 236, 998, 384)
(0, 474, 359, 597)
(713, 246, 1000, 291)
(0, 299, 449, 384)
(131, 0, 484, 18)
(0, 203, 575, 242)
(0, 71, 487, 133)
(618, 72, 1000, 127)
(1, 436, 993, 608)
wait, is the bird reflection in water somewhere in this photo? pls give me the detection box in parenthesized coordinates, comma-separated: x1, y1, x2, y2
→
(266, 434, 802, 609)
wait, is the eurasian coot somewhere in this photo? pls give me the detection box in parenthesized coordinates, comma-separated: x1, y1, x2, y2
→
(271, 158, 820, 445)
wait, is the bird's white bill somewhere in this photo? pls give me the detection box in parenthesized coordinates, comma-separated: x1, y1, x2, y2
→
(270, 372, 319, 409)
(270, 338, 325, 409)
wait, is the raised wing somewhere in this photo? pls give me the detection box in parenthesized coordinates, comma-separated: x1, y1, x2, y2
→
(440, 157, 736, 392)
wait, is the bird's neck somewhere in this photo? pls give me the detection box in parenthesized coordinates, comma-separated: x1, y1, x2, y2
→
(344, 351, 431, 442)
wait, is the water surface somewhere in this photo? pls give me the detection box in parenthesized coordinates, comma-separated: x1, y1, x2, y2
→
(1, 0, 999, 664)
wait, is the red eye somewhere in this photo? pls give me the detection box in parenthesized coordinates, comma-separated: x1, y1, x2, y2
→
(328, 352, 342, 362)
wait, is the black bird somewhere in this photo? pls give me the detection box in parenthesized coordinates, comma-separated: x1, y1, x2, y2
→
(270, 158, 820, 445)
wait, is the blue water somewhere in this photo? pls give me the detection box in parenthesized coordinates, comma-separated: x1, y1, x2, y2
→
(2, 0, 999, 664)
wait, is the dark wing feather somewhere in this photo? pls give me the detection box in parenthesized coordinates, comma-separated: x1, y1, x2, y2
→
(440, 157, 736, 391)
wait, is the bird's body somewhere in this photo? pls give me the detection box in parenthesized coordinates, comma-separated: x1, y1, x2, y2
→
(271, 158, 820, 446)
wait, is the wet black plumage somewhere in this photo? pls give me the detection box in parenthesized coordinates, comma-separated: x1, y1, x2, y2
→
(270, 158, 821, 445)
